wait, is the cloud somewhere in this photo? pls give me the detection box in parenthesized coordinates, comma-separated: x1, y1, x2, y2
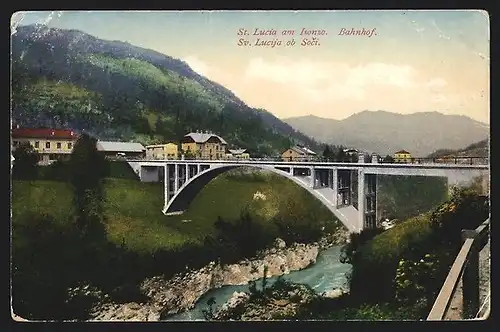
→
(243, 58, 447, 103)
(178, 55, 486, 124)
(426, 77, 448, 89)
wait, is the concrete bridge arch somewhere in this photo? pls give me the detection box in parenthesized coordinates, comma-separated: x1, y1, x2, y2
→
(163, 164, 359, 232)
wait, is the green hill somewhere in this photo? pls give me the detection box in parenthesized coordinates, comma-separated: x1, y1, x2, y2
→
(11, 24, 320, 156)
(12, 171, 340, 253)
(427, 139, 488, 159)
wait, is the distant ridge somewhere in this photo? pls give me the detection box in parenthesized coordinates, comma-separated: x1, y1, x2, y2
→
(283, 111, 489, 156)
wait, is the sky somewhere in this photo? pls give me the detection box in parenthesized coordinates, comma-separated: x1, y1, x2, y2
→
(11, 10, 490, 124)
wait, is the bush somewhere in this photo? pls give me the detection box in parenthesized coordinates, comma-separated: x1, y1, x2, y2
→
(348, 214, 435, 303)
(430, 186, 489, 245)
(340, 227, 384, 264)
(37, 160, 71, 181)
(11, 213, 89, 320)
(12, 142, 38, 179)
(394, 253, 441, 304)
(212, 211, 274, 265)
(348, 188, 488, 306)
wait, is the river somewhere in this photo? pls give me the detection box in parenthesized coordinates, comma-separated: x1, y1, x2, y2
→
(165, 245, 351, 321)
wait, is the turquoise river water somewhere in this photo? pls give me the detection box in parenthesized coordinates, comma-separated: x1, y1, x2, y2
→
(165, 245, 351, 321)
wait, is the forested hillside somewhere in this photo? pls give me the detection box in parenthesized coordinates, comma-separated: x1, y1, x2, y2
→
(11, 24, 319, 156)
(426, 139, 488, 159)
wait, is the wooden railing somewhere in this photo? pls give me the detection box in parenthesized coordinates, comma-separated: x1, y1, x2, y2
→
(427, 219, 490, 320)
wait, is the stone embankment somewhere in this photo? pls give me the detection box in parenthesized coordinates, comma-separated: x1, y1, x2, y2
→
(88, 229, 349, 321)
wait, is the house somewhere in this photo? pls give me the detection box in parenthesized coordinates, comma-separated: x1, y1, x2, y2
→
(394, 150, 412, 163)
(146, 143, 179, 160)
(226, 148, 250, 160)
(281, 145, 317, 162)
(371, 153, 381, 163)
(11, 127, 79, 165)
(343, 148, 359, 156)
(180, 131, 227, 160)
(96, 141, 146, 159)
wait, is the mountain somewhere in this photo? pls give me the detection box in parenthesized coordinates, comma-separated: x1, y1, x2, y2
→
(283, 111, 489, 156)
(11, 24, 320, 157)
(427, 139, 488, 159)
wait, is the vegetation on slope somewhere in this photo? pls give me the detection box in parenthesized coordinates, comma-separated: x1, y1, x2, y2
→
(11, 25, 319, 155)
(427, 139, 488, 159)
(294, 186, 489, 320)
(11, 140, 341, 320)
(377, 175, 448, 221)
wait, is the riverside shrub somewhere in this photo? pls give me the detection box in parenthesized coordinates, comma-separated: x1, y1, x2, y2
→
(348, 188, 489, 305)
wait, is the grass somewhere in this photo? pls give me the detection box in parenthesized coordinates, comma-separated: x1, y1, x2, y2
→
(358, 213, 433, 265)
(12, 170, 338, 254)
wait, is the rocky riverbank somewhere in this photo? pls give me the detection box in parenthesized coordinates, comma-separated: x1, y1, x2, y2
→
(211, 280, 348, 321)
(88, 230, 349, 321)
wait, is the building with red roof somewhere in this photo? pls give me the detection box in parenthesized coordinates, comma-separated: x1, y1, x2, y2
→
(11, 127, 79, 165)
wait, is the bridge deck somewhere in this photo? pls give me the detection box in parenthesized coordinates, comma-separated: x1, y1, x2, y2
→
(130, 159, 488, 169)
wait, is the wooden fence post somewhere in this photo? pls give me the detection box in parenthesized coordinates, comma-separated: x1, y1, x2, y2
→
(461, 230, 480, 319)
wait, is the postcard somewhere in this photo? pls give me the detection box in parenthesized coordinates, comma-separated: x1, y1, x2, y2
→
(10, 10, 490, 322)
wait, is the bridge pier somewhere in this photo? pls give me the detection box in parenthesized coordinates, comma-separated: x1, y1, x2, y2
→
(332, 168, 338, 207)
(174, 164, 179, 192)
(310, 166, 315, 188)
(366, 174, 377, 228)
(163, 165, 169, 212)
(357, 169, 365, 231)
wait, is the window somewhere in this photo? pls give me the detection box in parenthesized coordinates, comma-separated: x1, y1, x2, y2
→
(35, 141, 39, 148)
(57, 142, 62, 149)
(187, 145, 191, 150)
(67, 142, 72, 149)
(216, 146, 219, 151)
(46, 142, 51, 149)
(209, 148, 212, 153)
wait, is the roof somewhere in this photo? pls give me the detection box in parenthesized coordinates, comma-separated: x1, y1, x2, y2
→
(97, 141, 145, 153)
(228, 149, 247, 154)
(287, 145, 316, 155)
(300, 146, 317, 155)
(395, 150, 411, 154)
(146, 143, 177, 148)
(184, 132, 227, 145)
(12, 128, 78, 140)
(289, 146, 306, 155)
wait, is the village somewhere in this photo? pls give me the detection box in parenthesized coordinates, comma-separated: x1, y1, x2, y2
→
(11, 127, 418, 166)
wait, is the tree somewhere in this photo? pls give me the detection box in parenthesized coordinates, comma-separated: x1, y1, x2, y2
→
(322, 145, 332, 161)
(336, 147, 347, 162)
(12, 142, 39, 179)
(383, 155, 395, 163)
(69, 133, 108, 238)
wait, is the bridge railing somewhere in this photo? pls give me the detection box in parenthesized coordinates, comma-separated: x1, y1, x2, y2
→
(128, 156, 488, 165)
(427, 218, 490, 320)
(409, 157, 488, 165)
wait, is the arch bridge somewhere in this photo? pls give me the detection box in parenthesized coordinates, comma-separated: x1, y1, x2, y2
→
(127, 159, 489, 233)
